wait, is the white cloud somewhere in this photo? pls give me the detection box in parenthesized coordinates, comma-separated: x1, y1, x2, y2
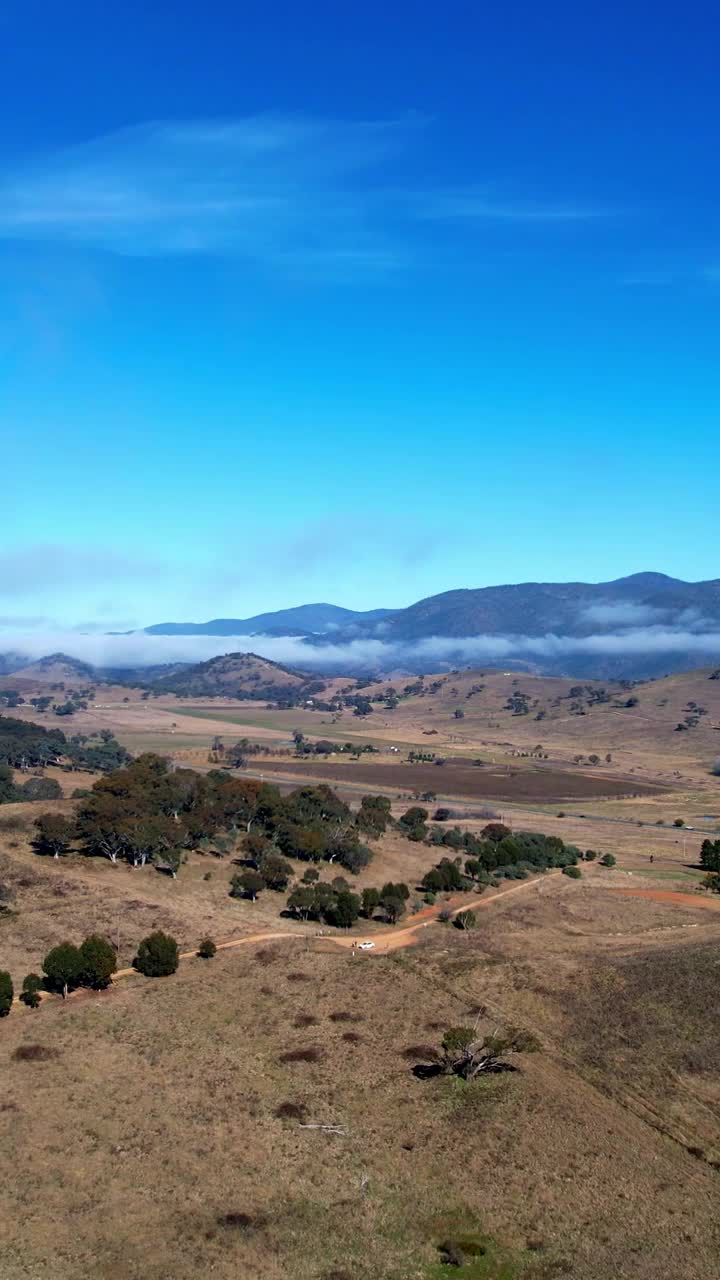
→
(1, 624, 718, 674)
(0, 115, 611, 275)
(578, 602, 667, 626)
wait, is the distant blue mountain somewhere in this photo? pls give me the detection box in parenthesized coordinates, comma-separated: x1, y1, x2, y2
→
(144, 602, 395, 637)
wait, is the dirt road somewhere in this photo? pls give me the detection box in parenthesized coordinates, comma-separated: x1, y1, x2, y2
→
(20, 874, 558, 1010)
(606, 887, 720, 912)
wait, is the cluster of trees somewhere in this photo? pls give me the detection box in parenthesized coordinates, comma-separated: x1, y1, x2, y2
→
(32, 756, 390, 887)
(0, 716, 67, 768)
(0, 764, 63, 805)
(65, 732, 130, 772)
(285, 876, 410, 927)
(1, 928, 183, 1014)
(291, 730, 377, 758)
(0, 715, 128, 774)
(409, 821, 611, 896)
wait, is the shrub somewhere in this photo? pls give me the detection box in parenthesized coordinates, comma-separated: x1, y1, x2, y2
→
(0, 970, 13, 1016)
(293, 1013, 318, 1027)
(453, 909, 477, 929)
(674, 818, 685, 828)
(133, 930, 179, 977)
(20, 974, 43, 1009)
(12, 1044, 60, 1061)
(584, 849, 597, 861)
(599, 853, 616, 867)
(274, 1101, 307, 1120)
(562, 865, 582, 879)
(279, 1047, 323, 1063)
(198, 937, 217, 959)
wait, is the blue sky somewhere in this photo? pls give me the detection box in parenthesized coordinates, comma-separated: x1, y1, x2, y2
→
(2, 0, 719, 640)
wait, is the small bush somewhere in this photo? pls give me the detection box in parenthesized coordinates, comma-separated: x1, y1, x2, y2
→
(342, 1031, 362, 1044)
(438, 1241, 466, 1267)
(562, 865, 582, 879)
(274, 1101, 307, 1121)
(293, 1012, 318, 1027)
(599, 853, 616, 867)
(279, 1047, 323, 1063)
(217, 1212, 265, 1231)
(328, 1010, 363, 1023)
(402, 1044, 439, 1060)
(12, 1044, 60, 1061)
(453, 909, 476, 929)
(197, 937, 217, 959)
(20, 974, 43, 1009)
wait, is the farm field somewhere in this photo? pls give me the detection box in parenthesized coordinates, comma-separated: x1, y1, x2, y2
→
(256, 757, 663, 803)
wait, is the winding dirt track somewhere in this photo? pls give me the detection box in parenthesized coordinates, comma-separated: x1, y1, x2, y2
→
(106, 874, 558, 982)
(606, 887, 720, 912)
(22, 877, 720, 1011)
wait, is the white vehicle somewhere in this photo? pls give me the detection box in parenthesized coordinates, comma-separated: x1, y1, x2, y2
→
(357, 941, 375, 950)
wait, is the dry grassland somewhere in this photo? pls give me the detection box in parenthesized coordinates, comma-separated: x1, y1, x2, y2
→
(2, 877, 720, 1279)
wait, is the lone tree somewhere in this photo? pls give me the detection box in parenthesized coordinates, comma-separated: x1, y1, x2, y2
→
(32, 814, 75, 860)
(599, 853, 616, 867)
(0, 970, 13, 1016)
(20, 973, 43, 1009)
(230, 869, 265, 901)
(134, 931, 179, 977)
(79, 934, 117, 989)
(440, 1022, 540, 1079)
(43, 941, 83, 998)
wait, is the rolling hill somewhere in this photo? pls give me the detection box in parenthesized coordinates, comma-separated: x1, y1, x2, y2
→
(151, 651, 325, 701)
(8, 653, 96, 684)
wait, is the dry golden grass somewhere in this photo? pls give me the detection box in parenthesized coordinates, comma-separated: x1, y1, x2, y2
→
(2, 878, 720, 1279)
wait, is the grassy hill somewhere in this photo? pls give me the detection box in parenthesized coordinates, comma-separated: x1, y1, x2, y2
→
(152, 650, 327, 702)
(8, 653, 96, 684)
(1, 865, 719, 1279)
(349, 667, 720, 776)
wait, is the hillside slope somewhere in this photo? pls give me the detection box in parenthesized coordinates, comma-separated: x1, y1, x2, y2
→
(152, 650, 325, 700)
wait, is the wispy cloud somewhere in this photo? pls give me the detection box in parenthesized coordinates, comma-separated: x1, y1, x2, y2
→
(0, 544, 162, 596)
(415, 192, 610, 222)
(0, 115, 611, 275)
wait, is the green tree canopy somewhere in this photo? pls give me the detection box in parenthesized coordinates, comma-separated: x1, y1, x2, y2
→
(134, 931, 179, 977)
(43, 942, 83, 998)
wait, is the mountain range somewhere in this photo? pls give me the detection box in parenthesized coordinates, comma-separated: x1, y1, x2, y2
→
(135, 572, 720, 679)
(2, 574, 719, 682)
